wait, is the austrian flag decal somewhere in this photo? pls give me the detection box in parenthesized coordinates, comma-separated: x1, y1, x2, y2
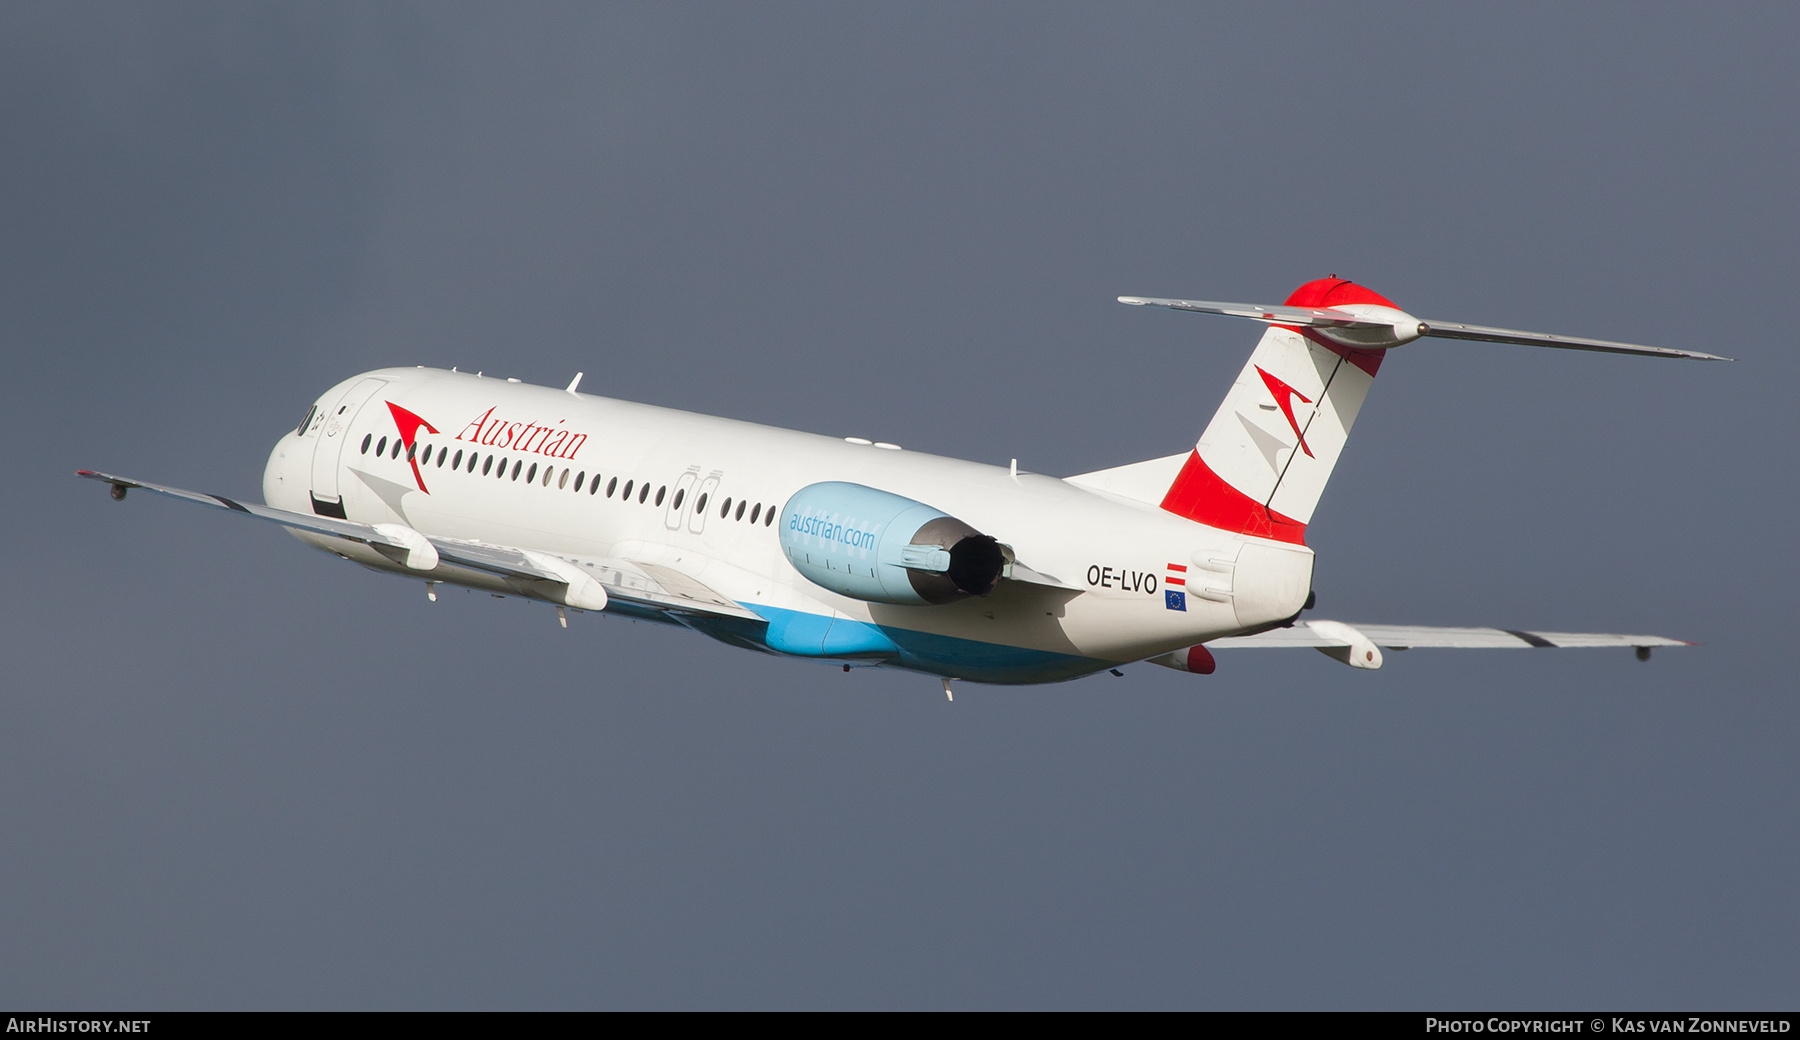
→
(1164, 563, 1187, 612)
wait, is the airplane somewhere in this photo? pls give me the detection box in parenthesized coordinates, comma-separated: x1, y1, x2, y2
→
(78, 277, 1725, 696)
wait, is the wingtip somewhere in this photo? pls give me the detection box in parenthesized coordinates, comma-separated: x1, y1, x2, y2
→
(1117, 296, 1147, 306)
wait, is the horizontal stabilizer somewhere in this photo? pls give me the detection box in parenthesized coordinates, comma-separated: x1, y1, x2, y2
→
(1407, 319, 1729, 361)
(1118, 296, 1398, 330)
(1119, 295, 1730, 360)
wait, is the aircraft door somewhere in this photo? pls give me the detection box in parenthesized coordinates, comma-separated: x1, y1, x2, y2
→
(665, 468, 699, 530)
(687, 472, 721, 534)
(309, 377, 386, 515)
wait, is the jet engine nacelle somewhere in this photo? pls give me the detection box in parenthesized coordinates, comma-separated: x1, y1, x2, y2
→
(778, 482, 1005, 605)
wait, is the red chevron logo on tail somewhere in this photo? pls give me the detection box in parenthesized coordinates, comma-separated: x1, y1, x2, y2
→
(1254, 365, 1314, 458)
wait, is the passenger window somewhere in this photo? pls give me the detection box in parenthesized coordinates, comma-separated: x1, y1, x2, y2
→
(693, 491, 705, 513)
(639, 483, 651, 504)
(511, 461, 522, 480)
(542, 466, 553, 487)
(764, 507, 774, 526)
(673, 488, 685, 510)
(719, 496, 732, 518)
(653, 485, 665, 506)
(436, 447, 447, 468)
(526, 463, 537, 483)
(572, 471, 583, 491)
(622, 479, 634, 500)
(735, 500, 746, 521)
(499, 457, 510, 477)
(376, 436, 388, 457)
(360, 434, 371, 454)
(453, 449, 463, 469)
(750, 503, 760, 524)
(609, 477, 619, 498)
(407, 443, 417, 461)
(482, 455, 493, 476)
(391, 440, 403, 460)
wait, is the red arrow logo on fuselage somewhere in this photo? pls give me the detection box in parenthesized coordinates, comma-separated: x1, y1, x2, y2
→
(386, 401, 440, 493)
(1253, 365, 1314, 459)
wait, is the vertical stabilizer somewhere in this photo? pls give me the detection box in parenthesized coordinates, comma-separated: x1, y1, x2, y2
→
(1159, 278, 1394, 544)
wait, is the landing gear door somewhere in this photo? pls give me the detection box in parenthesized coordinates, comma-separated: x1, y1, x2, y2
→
(665, 468, 699, 530)
(309, 377, 386, 513)
(688, 472, 722, 534)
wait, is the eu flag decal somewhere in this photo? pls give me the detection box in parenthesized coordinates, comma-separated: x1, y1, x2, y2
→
(1164, 562, 1188, 611)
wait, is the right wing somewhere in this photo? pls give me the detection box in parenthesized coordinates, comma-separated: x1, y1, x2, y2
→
(1209, 622, 1690, 650)
(1200, 618, 1691, 670)
(76, 469, 760, 622)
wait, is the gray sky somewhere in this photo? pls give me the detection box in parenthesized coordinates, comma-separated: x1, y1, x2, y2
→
(2, 2, 1795, 1009)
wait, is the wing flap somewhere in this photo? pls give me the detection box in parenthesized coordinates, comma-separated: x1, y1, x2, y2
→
(620, 562, 762, 619)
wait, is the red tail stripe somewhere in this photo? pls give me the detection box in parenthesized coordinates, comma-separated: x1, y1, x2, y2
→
(1159, 451, 1307, 546)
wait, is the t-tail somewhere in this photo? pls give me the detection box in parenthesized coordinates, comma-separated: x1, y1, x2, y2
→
(1072, 276, 1727, 543)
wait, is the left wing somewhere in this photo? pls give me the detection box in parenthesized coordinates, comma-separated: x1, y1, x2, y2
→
(1198, 619, 1690, 669)
(75, 469, 761, 622)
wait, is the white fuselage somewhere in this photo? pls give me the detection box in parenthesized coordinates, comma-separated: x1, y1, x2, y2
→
(264, 367, 1312, 683)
